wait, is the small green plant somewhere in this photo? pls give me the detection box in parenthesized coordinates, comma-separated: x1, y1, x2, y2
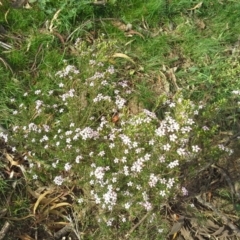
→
(1, 37, 233, 238)
(1, 0, 240, 238)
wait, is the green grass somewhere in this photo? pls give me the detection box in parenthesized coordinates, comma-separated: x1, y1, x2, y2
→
(0, 0, 240, 239)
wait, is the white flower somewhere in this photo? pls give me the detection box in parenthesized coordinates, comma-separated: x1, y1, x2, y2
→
(155, 126, 166, 137)
(124, 149, 129, 154)
(149, 139, 155, 145)
(168, 160, 179, 169)
(181, 126, 192, 133)
(159, 190, 166, 197)
(159, 156, 165, 163)
(166, 178, 175, 189)
(169, 134, 177, 142)
(106, 219, 113, 226)
(169, 102, 175, 108)
(115, 95, 126, 109)
(33, 174, 38, 179)
(149, 174, 158, 187)
(181, 187, 188, 196)
(163, 143, 171, 151)
(109, 143, 115, 149)
(75, 155, 82, 163)
(144, 153, 151, 161)
(232, 90, 240, 95)
(187, 118, 194, 125)
(43, 124, 50, 132)
(124, 202, 131, 209)
(119, 134, 131, 146)
(98, 151, 105, 157)
(192, 145, 201, 152)
(64, 163, 72, 171)
(127, 181, 133, 186)
(94, 167, 105, 180)
(34, 90, 41, 95)
(54, 175, 64, 185)
(194, 110, 199, 115)
(202, 126, 209, 131)
(177, 148, 185, 156)
(142, 201, 152, 211)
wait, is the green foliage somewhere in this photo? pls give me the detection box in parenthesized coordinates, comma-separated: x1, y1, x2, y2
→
(1, 0, 240, 238)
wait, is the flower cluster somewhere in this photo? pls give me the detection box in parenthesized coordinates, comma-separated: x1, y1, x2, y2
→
(5, 39, 234, 233)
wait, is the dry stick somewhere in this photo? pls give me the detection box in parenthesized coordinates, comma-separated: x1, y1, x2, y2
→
(211, 164, 236, 198)
(30, 43, 43, 72)
(0, 57, 13, 75)
(52, 31, 65, 46)
(195, 194, 240, 237)
(125, 212, 150, 239)
(54, 225, 72, 240)
(0, 41, 12, 50)
(0, 221, 11, 240)
(211, 164, 240, 212)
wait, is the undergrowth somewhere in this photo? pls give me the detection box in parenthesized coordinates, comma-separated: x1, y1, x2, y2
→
(0, 0, 240, 239)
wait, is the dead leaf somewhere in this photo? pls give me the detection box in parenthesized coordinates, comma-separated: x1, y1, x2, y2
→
(18, 233, 35, 240)
(196, 19, 206, 29)
(26, 186, 40, 198)
(166, 68, 180, 91)
(207, 191, 212, 202)
(49, 9, 61, 32)
(46, 209, 66, 219)
(33, 190, 53, 214)
(180, 226, 194, 240)
(155, 71, 170, 94)
(4, 153, 20, 167)
(48, 202, 71, 211)
(125, 30, 145, 39)
(111, 20, 131, 32)
(24, 2, 32, 9)
(40, 192, 64, 210)
(188, 2, 203, 11)
(112, 53, 135, 64)
(212, 226, 226, 236)
(128, 97, 143, 114)
(168, 216, 185, 236)
(112, 113, 120, 123)
(141, 16, 149, 30)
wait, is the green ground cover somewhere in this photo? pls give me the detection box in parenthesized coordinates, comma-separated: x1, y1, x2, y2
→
(0, 0, 240, 239)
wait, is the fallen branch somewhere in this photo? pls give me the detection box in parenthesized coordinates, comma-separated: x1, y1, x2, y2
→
(0, 221, 11, 240)
(125, 212, 150, 239)
(54, 225, 72, 240)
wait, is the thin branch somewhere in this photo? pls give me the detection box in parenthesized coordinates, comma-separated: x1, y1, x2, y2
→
(125, 212, 150, 239)
(54, 225, 72, 240)
(0, 221, 11, 240)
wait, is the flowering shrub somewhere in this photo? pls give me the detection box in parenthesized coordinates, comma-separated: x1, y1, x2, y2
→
(4, 38, 234, 236)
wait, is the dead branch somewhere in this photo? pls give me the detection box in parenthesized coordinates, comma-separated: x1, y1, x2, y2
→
(0, 221, 11, 240)
(54, 225, 72, 240)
